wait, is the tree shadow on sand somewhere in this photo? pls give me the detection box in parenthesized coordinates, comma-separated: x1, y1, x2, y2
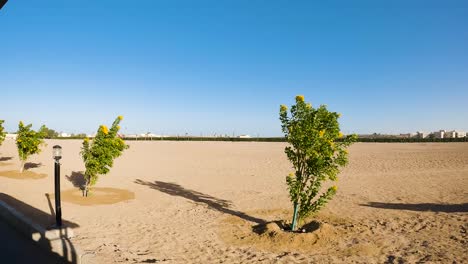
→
(134, 179, 266, 224)
(65, 171, 86, 191)
(24, 162, 42, 170)
(361, 202, 468, 213)
(0, 157, 13, 162)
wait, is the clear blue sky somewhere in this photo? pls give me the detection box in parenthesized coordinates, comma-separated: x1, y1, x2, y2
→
(1, 0, 467, 136)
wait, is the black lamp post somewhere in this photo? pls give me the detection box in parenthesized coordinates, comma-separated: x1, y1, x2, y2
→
(53, 145, 62, 227)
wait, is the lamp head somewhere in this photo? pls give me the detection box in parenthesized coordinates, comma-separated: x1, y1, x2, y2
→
(53, 145, 62, 160)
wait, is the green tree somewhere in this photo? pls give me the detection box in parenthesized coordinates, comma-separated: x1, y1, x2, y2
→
(74, 133, 87, 138)
(16, 121, 47, 173)
(81, 116, 128, 196)
(279, 95, 357, 231)
(42, 127, 59, 139)
(0, 120, 6, 146)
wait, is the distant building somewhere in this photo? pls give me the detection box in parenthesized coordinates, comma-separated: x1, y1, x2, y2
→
(416, 131, 428, 139)
(445, 131, 457, 138)
(139, 133, 161, 138)
(60, 132, 71, 137)
(432, 130, 466, 139)
(238, 135, 251, 138)
(401, 133, 419, 138)
(122, 134, 167, 138)
(434, 130, 445, 139)
(456, 131, 467, 138)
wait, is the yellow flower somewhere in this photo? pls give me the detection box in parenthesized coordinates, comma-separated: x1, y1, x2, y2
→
(117, 125, 121, 131)
(101, 125, 109, 135)
(331, 186, 337, 192)
(338, 132, 343, 138)
(118, 115, 123, 120)
(84, 137, 89, 142)
(306, 103, 312, 109)
(344, 149, 348, 154)
(288, 172, 294, 177)
(319, 130, 325, 137)
(280, 105, 288, 112)
(295, 95, 305, 102)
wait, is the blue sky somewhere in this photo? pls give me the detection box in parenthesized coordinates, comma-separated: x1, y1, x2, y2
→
(1, 1, 467, 136)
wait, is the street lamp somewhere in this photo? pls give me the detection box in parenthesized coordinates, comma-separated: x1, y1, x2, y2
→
(53, 145, 62, 227)
(53, 145, 62, 160)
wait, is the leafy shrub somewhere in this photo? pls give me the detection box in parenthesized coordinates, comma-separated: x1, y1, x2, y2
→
(279, 95, 357, 231)
(81, 116, 128, 196)
(16, 121, 47, 172)
(0, 120, 6, 146)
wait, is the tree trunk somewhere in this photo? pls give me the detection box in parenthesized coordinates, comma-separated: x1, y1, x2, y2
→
(83, 178, 90, 197)
(19, 160, 25, 173)
(291, 202, 299, 231)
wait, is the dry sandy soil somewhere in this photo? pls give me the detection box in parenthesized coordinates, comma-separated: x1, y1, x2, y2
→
(0, 139, 467, 263)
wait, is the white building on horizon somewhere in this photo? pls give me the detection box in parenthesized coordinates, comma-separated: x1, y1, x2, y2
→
(434, 130, 446, 139)
(123, 133, 168, 138)
(445, 131, 457, 138)
(433, 130, 466, 139)
(456, 131, 467, 138)
(416, 131, 428, 138)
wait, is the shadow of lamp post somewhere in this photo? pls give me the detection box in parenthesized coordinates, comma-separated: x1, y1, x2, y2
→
(0, 0, 8, 10)
(53, 145, 62, 227)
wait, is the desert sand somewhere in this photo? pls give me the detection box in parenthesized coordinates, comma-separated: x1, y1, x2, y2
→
(0, 139, 466, 263)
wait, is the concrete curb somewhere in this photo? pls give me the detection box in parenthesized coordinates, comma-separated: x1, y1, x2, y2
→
(0, 200, 82, 263)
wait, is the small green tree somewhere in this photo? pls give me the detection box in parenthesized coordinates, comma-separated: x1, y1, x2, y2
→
(0, 120, 6, 146)
(74, 133, 87, 138)
(42, 127, 59, 139)
(279, 95, 357, 231)
(16, 121, 47, 173)
(81, 116, 128, 196)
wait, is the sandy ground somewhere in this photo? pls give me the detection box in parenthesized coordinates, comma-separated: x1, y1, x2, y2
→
(0, 139, 467, 263)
